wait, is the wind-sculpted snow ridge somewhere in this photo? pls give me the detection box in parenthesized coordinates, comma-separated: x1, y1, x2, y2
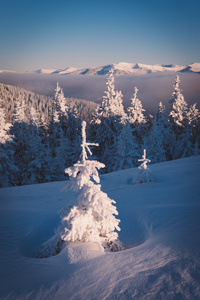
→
(0, 156, 200, 299)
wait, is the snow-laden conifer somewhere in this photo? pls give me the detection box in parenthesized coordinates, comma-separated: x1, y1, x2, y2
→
(0, 103, 13, 145)
(144, 103, 173, 163)
(61, 121, 122, 251)
(54, 82, 70, 114)
(91, 71, 126, 170)
(113, 120, 140, 171)
(177, 126, 194, 158)
(127, 87, 146, 125)
(169, 76, 188, 127)
(11, 98, 30, 184)
(14, 97, 26, 123)
(187, 104, 200, 126)
(93, 69, 126, 122)
(134, 149, 152, 183)
(0, 102, 17, 187)
(143, 117, 167, 164)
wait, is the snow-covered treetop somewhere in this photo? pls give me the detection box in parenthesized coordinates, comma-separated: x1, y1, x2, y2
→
(30, 107, 39, 126)
(65, 121, 105, 190)
(127, 87, 146, 124)
(138, 149, 151, 170)
(103, 69, 115, 105)
(187, 103, 200, 125)
(169, 76, 188, 127)
(158, 102, 165, 115)
(171, 75, 181, 103)
(53, 82, 69, 115)
(0, 102, 13, 144)
(156, 101, 168, 125)
(94, 70, 126, 121)
(80, 121, 99, 163)
(114, 90, 126, 120)
(14, 97, 26, 123)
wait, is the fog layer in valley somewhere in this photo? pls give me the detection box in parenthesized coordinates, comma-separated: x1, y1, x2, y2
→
(0, 72, 199, 113)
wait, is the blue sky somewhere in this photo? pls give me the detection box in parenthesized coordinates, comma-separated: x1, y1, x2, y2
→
(0, 0, 199, 72)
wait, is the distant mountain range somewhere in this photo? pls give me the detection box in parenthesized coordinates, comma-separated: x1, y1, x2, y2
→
(1, 62, 200, 76)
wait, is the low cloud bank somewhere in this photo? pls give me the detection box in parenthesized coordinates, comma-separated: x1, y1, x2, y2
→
(0, 72, 199, 113)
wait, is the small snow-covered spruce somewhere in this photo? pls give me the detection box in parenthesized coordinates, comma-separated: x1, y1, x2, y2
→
(61, 121, 123, 251)
(134, 149, 152, 183)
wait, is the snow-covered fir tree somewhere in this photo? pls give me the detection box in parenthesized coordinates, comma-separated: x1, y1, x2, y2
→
(113, 120, 140, 171)
(156, 102, 177, 160)
(187, 103, 200, 147)
(63, 105, 82, 164)
(127, 87, 147, 140)
(0, 102, 13, 145)
(11, 99, 30, 184)
(48, 112, 69, 181)
(114, 90, 127, 121)
(54, 82, 69, 114)
(157, 102, 165, 121)
(169, 75, 188, 128)
(144, 102, 176, 163)
(0, 103, 17, 187)
(93, 69, 126, 122)
(91, 70, 125, 170)
(14, 97, 27, 123)
(61, 121, 122, 251)
(23, 107, 51, 184)
(187, 103, 200, 126)
(143, 114, 167, 164)
(176, 125, 194, 159)
(47, 84, 81, 180)
(134, 149, 152, 183)
(127, 87, 146, 125)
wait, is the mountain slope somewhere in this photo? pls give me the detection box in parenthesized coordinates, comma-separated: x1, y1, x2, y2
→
(1, 62, 200, 75)
(0, 156, 200, 299)
(33, 62, 200, 75)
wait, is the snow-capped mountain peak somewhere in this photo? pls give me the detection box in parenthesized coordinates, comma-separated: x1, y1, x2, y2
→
(33, 62, 200, 76)
(0, 62, 200, 75)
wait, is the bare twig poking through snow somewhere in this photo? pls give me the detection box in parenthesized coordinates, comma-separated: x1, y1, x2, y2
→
(134, 149, 152, 183)
(61, 121, 123, 251)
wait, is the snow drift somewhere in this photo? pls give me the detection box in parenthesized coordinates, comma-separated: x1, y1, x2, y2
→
(0, 156, 200, 299)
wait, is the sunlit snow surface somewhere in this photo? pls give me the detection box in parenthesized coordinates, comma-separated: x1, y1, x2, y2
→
(0, 156, 200, 299)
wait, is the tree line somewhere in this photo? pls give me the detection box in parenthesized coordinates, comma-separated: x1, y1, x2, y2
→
(0, 72, 199, 187)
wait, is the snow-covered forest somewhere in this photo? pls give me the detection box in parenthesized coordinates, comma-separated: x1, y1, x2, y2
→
(0, 72, 200, 187)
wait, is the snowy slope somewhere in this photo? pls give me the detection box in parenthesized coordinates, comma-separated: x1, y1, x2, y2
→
(0, 156, 200, 299)
(180, 63, 200, 74)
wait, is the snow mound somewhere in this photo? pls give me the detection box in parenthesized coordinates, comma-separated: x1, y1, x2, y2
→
(67, 242, 105, 264)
